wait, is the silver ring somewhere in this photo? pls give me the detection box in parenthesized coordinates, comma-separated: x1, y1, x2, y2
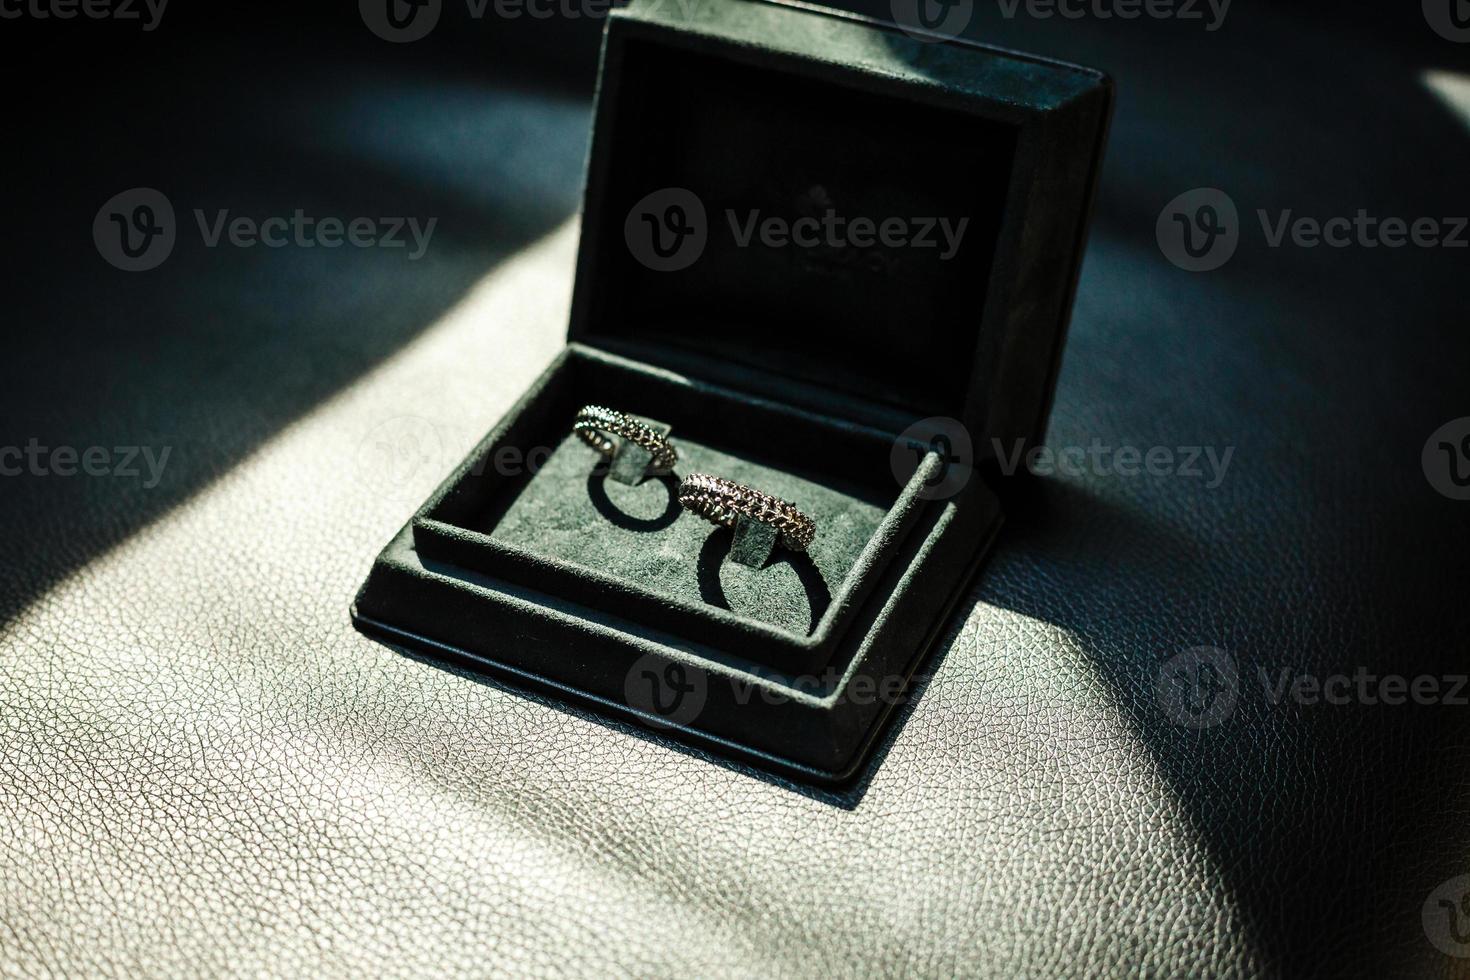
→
(573, 405, 678, 474)
(677, 473, 816, 552)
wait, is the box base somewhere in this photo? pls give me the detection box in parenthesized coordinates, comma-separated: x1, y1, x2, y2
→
(352, 495, 998, 784)
(352, 342, 1004, 784)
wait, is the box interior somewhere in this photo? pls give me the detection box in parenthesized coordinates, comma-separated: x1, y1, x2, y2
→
(575, 37, 1020, 424)
(423, 347, 925, 655)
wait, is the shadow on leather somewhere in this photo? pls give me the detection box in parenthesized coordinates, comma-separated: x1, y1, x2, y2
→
(0, 38, 591, 628)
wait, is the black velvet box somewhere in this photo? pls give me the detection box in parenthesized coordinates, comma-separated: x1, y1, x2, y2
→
(353, 0, 1112, 783)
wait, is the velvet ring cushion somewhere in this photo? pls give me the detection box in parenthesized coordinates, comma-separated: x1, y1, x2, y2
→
(677, 472, 817, 552)
(572, 404, 678, 474)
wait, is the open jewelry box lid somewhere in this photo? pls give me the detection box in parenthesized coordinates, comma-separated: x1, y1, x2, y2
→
(569, 0, 1112, 451)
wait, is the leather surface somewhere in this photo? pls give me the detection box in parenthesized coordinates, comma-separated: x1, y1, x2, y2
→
(3, 4, 1468, 977)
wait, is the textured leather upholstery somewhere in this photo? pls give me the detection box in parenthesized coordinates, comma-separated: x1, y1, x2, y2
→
(2, 4, 1467, 976)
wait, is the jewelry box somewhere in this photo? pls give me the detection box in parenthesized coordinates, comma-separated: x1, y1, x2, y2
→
(353, 0, 1112, 783)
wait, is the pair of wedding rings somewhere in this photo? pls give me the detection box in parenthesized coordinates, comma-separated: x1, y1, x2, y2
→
(573, 404, 816, 553)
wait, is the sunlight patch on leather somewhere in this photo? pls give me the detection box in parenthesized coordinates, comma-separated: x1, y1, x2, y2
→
(0, 216, 580, 645)
(1424, 69, 1470, 130)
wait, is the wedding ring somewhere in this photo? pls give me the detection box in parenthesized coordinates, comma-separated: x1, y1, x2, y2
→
(573, 405, 678, 474)
(677, 473, 816, 552)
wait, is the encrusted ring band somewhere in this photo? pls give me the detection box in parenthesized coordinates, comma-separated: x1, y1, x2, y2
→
(677, 473, 816, 552)
(573, 405, 678, 474)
